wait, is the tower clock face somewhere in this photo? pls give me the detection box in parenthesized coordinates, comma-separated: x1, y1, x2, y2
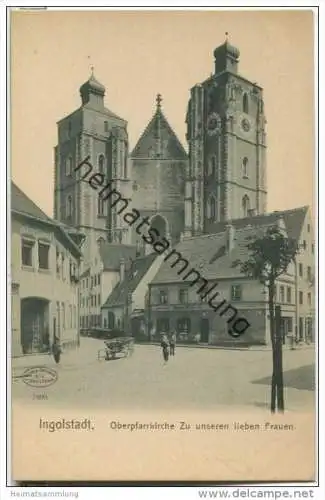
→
(240, 117, 252, 133)
(206, 112, 221, 136)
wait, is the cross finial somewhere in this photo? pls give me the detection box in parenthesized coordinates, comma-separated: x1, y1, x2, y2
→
(156, 93, 162, 109)
(225, 31, 229, 41)
(87, 55, 94, 76)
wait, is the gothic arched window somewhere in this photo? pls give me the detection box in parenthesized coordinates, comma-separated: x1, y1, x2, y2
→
(66, 156, 73, 177)
(242, 195, 250, 218)
(66, 195, 73, 218)
(98, 154, 105, 175)
(242, 157, 249, 178)
(243, 93, 249, 114)
(123, 142, 128, 179)
(97, 196, 105, 216)
(207, 196, 216, 220)
(210, 156, 216, 177)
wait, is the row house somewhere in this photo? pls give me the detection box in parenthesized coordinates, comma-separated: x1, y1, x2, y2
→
(79, 242, 137, 329)
(148, 207, 314, 345)
(101, 252, 164, 335)
(11, 182, 83, 356)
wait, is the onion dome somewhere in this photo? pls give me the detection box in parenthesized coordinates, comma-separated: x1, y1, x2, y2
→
(214, 40, 240, 62)
(79, 69, 105, 105)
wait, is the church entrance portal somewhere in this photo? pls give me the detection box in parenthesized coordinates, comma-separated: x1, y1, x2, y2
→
(150, 215, 168, 242)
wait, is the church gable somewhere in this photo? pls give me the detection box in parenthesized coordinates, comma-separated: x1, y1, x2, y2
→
(131, 106, 188, 161)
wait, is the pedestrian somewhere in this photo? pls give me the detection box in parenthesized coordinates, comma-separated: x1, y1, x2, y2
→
(52, 335, 62, 364)
(169, 331, 176, 356)
(160, 333, 170, 364)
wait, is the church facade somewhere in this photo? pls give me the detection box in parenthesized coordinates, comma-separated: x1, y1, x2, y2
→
(52, 38, 313, 343)
(130, 95, 188, 251)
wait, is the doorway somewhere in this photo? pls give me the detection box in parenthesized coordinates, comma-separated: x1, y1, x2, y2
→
(200, 318, 209, 343)
(21, 297, 50, 354)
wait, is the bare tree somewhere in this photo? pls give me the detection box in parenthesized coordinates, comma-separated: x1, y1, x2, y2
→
(233, 225, 298, 413)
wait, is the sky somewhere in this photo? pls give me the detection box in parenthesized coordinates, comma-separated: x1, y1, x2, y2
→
(11, 9, 315, 217)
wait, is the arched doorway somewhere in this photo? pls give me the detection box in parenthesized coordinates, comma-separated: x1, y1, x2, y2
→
(149, 214, 168, 242)
(21, 297, 50, 354)
(242, 195, 250, 218)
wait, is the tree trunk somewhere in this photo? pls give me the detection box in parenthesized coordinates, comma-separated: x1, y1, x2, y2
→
(269, 281, 277, 413)
(271, 347, 277, 413)
(274, 306, 285, 413)
(277, 337, 285, 412)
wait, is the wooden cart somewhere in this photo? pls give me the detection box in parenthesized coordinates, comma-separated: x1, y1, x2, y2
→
(98, 336, 135, 361)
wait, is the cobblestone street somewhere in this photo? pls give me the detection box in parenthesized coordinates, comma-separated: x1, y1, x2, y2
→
(12, 338, 315, 412)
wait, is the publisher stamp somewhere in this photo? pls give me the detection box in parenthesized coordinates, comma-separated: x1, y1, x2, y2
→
(21, 366, 58, 388)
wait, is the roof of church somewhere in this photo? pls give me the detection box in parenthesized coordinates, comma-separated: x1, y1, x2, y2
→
(102, 252, 158, 308)
(98, 243, 138, 271)
(152, 206, 310, 285)
(11, 182, 83, 256)
(82, 103, 127, 123)
(130, 103, 188, 160)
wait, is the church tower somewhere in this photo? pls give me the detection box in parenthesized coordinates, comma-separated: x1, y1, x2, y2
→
(54, 70, 132, 268)
(185, 37, 267, 236)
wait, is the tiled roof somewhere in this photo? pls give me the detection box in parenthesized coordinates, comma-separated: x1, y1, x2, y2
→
(102, 252, 158, 308)
(205, 206, 309, 242)
(152, 221, 287, 285)
(130, 108, 188, 160)
(11, 182, 82, 257)
(98, 243, 138, 271)
(11, 182, 52, 222)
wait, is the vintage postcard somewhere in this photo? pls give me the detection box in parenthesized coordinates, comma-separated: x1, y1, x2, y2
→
(9, 8, 317, 483)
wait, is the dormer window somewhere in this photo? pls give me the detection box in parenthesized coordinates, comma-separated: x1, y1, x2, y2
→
(159, 290, 168, 304)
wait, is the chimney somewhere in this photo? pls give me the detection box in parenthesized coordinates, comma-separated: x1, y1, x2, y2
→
(119, 258, 125, 282)
(225, 224, 235, 253)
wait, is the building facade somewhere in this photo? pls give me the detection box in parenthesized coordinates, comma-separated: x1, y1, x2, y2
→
(101, 252, 164, 336)
(11, 183, 83, 357)
(148, 208, 314, 346)
(79, 243, 137, 329)
(184, 39, 267, 237)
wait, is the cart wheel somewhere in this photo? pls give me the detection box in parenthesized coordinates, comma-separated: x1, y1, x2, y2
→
(98, 349, 106, 361)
